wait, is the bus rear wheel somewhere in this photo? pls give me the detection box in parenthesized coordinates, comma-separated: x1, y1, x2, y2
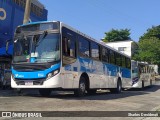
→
(39, 89, 52, 97)
(141, 80, 145, 90)
(74, 77, 86, 97)
(110, 79, 122, 94)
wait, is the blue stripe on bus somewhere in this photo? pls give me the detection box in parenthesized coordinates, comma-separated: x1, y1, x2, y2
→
(20, 21, 50, 26)
(121, 68, 131, 78)
(77, 57, 131, 79)
(12, 62, 61, 79)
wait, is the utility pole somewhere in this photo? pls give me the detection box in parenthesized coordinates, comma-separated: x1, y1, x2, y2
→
(23, 0, 31, 24)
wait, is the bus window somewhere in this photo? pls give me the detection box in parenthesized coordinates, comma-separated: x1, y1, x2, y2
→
(62, 37, 76, 57)
(102, 47, 109, 63)
(116, 53, 122, 66)
(110, 50, 115, 65)
(79, 37, 90, 57)
(126, 58, 131, 69)
(62, 37, 69, 56)
(91, 42, 100, 60)
(122, 56, 126, 68)
(62, 31, 77, 66)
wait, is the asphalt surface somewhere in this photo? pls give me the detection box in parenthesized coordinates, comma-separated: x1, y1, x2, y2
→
(0, 81, 160, 120)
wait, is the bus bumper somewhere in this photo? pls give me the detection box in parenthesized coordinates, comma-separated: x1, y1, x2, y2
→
(11, 73, 62, 88)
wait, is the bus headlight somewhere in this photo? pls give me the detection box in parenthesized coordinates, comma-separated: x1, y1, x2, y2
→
(47, 73, 52, 79)
(54, 70, 59, 75)
(47, 69, 60, 80)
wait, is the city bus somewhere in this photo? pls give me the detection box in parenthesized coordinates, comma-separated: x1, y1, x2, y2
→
(131, 60, 155, 89)
(11, 21, 131, 97)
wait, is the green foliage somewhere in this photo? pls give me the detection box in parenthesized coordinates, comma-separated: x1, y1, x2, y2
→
(102, 29, 131, 42)
(133, 25, 160, 65)
(139, 25, 160, 41)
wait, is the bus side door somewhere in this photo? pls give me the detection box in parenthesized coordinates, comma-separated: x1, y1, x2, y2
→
(62, 27, 77, 88)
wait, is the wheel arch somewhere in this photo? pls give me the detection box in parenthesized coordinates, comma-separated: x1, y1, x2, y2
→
(80, 72, 90, 90)
(118, 77, 122, 82)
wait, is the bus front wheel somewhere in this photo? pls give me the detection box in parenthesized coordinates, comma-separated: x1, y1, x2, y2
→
(39, 89, 52, 97)
(74, 77, 86, 97)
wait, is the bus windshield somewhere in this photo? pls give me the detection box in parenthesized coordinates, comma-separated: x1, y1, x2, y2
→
(13, 33, 60, 63)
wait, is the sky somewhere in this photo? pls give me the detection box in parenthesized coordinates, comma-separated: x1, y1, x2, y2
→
(39, 0, 160, 42)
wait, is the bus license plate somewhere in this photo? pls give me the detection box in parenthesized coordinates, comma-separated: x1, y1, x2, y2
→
(25, 81, 33, 86)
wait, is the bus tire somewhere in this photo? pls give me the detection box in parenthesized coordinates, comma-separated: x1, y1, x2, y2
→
(74, 76, 86, 97)
(14, 88, 23, 95)
(0, 76, 6, 90)
(2, 80, 7, 90)
(39, 89, 52, 97)
(141, 80, 144, 90)
(110, 79, 122, 94)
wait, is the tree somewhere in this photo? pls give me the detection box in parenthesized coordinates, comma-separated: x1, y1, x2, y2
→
(102, 29, 131, 42)
(139, 25, 160, 41)
(133, 25, 160, 65)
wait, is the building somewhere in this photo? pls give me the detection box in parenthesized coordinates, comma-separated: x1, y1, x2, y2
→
(0, 0, 48, 56)
(0, 0, 48, 88)
(105, 40, 138, 57)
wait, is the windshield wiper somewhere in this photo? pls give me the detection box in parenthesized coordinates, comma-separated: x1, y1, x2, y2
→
(34, 30, 48, 47)
(32, 31, 48, 53)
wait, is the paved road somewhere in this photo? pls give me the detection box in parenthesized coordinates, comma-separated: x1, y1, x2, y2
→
(0, 81, 160, 120)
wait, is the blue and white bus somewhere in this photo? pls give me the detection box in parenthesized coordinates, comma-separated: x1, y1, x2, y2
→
(11, 21, 131, 96)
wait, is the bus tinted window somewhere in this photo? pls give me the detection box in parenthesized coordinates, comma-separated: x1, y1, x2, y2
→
(110, 50, 115, 64)
(79, 37, 90, 57)
(122, 56, 126, 68)
(102, 47, 109, 63)
(116, 54, 122, 66)
(91, 42, 100, 60)
(62, 37, 76, 57)
(126, 58, 131, 69)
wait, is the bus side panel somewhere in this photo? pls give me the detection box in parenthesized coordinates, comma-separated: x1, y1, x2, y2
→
(121, 67, 132, 88)
(139, 73, 151, 87)
(62, 57, 108, 89)
(106, 64, 118, 88)
(61, 56, 131, 89)
(91, 60, 104, 88)
(76, 57, 97, 88)
(61, 61, 80, 89)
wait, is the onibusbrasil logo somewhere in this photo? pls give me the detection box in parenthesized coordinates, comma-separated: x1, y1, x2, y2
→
(0, 8, 6, 20)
